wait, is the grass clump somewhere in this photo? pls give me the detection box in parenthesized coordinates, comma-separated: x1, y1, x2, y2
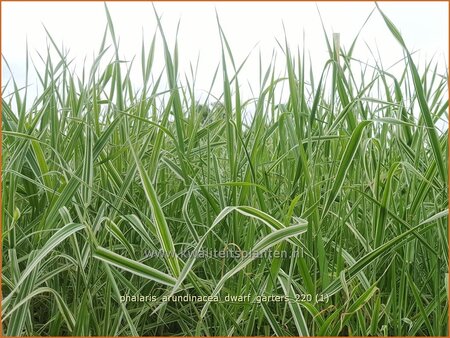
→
(2, 4, 448, 336)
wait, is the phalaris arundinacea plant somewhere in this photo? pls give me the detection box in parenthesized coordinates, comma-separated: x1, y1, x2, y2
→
(1, 3, 448, 336)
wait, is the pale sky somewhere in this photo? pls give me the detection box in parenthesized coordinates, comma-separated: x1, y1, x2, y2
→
(2, 1, 448, 101)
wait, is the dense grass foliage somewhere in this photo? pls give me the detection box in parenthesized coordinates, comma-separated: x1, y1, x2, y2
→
(2, 5, 448, 336)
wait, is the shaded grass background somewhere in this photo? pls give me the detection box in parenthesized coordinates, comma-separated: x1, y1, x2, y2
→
(1, 4, 448, 336)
